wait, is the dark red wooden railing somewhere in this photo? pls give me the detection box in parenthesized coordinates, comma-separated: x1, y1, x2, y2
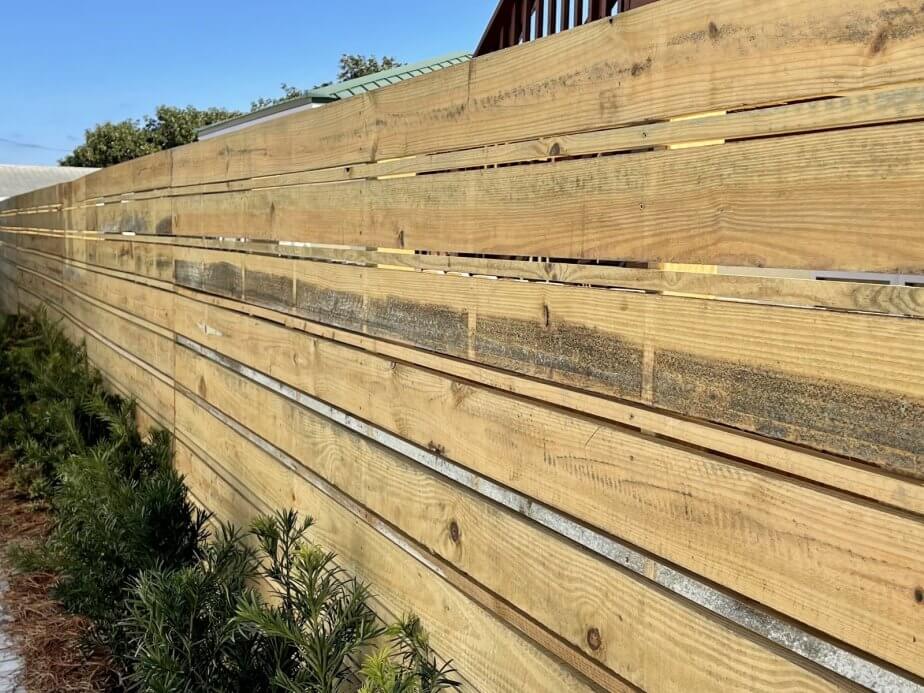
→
(475, 0, 660, 57)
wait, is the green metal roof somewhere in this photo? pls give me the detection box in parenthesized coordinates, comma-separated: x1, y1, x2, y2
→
(198, 51, 472, 139)
(306, 51, 472, 99)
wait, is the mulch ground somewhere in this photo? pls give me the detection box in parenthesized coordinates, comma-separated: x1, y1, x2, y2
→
(0, 458, 117, 692)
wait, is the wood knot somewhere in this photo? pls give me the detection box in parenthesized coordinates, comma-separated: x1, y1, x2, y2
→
(449, 520, 461, 544)
(586, 627, 602, 651)
(870, 27, 889, 55)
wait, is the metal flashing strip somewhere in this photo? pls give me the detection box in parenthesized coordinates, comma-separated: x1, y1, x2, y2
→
(177, 333, 920, 692)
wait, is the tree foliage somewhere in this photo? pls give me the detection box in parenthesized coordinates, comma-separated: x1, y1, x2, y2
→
(337, 53, 402, 81)
(61, 53, 403, 168)
(59, 105, 242, 168)
(249, 53, 403, 111)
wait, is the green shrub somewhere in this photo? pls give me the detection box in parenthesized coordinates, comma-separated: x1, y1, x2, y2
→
(237, 510, 382, 691)
(124, 523, 276, 692)
(238, 510, 459, 693)
(46, 433, 208, 643)
(2, 312, 459, 691)
(124, 510, 460, 692)
(2, 310, 208, 655)
(359, 616, 461, 693)
(0, 310, 121, 498)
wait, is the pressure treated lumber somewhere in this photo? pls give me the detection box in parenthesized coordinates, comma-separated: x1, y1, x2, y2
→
(67, 234, 174, 282)
(59, 260, 174, 331)
(139, 283, 924, 518)
(9, 0, 920, 207)
(13, 79, 924, 225)
(153, 0, 924, 192)
(173, 295, 924, 676)
(18, 229, 924, 317)
(170, 247, 924, 479)
(100, 122, 921, 272)
(177, 343, 861, 691)
(12, 233, 924, 512)
(11, 240, 922, 518)
(16, 235, 922, 518)
(15, 271, 175, 428)
(86, 83, 924, 203)
(83, 148, 171, 199)
(171, 419, 599, 693)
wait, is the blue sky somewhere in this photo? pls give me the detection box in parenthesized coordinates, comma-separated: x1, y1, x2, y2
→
(0, 0, 497, 166)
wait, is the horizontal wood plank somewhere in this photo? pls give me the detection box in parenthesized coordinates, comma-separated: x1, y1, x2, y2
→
(172, 411, 600, 693)
(170, 248, 924, 478)
(159, 122, 924, 271)
(176, 344, 858, 692)
(173, 295, 924, 675)
(81, 0, 924, 195)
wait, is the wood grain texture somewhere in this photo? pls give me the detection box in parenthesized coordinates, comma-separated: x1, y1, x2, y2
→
(14, 268, 175, 428)
(17, 229, 921, 512)
(172, 248, 924, 478)
(125, 235, 924, 317)
(68, 235, 175, 282)
(59, 261, 174, 331)
(66, 83, 924, 206)
(83, 148, 171, 199)
(172, 411, 600, 693)
(157, 121, 924, 271)
(2, 0, 920, 209)
(16, 230, 921, 511)
(173, 295, 924, 676)
(176, 344, 854, 692)
(10, 247, 175, 331)
(173, 282, 924, 518)
(1, 2, 922, 684)
(369, 0, 924, 161)
(93, 0, 924, 194)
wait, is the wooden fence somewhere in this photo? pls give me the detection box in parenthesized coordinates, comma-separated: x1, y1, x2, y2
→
(1, 0, 923, 689)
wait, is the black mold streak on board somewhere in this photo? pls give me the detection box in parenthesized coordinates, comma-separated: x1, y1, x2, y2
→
(294, 281, 469, 355)
(175, 260, 243, 299)
(295, 281, 365, 332)
(654, 350, 924, 480)
(366, 296, 469, 355)
(246, 270, 294, 309)
(474, 316, 644, 400)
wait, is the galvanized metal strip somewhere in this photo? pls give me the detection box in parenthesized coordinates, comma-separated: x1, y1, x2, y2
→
(177, 334, 921, 692)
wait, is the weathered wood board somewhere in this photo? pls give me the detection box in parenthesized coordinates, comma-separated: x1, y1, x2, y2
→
(1, 1, 922, 689)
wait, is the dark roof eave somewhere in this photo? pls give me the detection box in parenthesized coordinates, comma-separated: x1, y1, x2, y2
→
(196, 94, 338, 138)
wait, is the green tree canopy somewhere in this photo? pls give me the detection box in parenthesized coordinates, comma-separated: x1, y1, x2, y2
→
(337, 53, 402, 81)
(61, 54, 403, 168)
(249, 53, 402, 111)
(60, 105, 241, 168)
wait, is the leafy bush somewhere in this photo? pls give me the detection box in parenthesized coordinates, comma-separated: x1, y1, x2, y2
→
(47, 431, 208, 648)
(0, 310, 123, 498)
(238, 510, 460, 693)
(237, 510, 382, 691)
(1, 311, 208, 654)
(124, 511, 459, 693)
(124, 524, 275, 692)
(1, 312, 459, 691)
